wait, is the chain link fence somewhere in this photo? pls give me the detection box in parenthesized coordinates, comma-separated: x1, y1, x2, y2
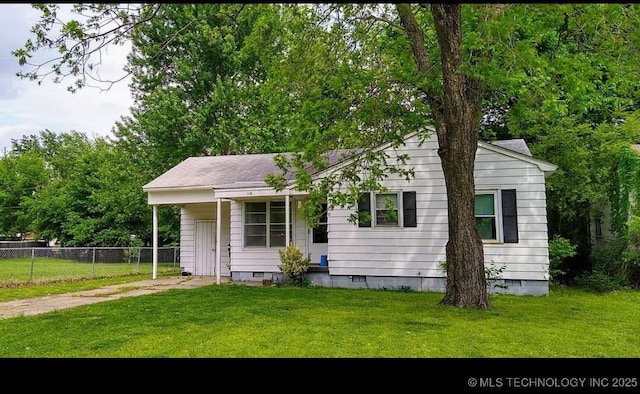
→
(0, 247, 180, 285)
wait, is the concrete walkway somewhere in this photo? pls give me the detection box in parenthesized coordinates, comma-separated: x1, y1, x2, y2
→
(0, 275, 226, 320)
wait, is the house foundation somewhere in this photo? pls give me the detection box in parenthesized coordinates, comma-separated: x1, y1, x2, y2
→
(230, 270, 549, 296)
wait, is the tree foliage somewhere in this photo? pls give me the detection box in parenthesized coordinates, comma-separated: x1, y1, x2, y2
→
(0, 151, 49, 238)
(264, 4, 424, 223)
(115, 4, 300, 174)
(475, 4, 640, 258)
(12, 3, 161, 92)
(6, 131, 156, 246)
(111, 4, 313, 243)
(608, 135, 640, 236)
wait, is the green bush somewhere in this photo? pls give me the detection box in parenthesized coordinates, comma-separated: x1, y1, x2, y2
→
(439, 260, 507, 291)
(590, 237, 626, 276)
(620, 215, 640, 287)
(278, 243, 310, 286)
(548, 235, 577, 282)
(589, 219, 640, 289)
(574, 270, 631, 293)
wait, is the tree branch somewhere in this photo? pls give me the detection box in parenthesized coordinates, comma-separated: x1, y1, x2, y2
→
(395, 4, 445, 130)
(15, 4, 164, 92)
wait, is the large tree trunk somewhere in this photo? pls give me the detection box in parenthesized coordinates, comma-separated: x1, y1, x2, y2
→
(437, 126, 488, 308)
(397, 4, 490, 308)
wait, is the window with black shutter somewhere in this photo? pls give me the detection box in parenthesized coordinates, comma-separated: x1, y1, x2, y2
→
(474, 189, 519, 243)
(375, 193, 399, 226)
(474, 193, 498, 241)
(358, 191, 416, 229)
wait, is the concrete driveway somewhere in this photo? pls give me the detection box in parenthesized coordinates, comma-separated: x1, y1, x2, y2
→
(0, 275, 225, 320)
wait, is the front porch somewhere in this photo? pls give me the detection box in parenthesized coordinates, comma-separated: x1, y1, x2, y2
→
(147, 187, 328, 285)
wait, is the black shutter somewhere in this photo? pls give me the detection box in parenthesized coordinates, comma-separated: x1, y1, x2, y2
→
(402, 191, 417, 227)
(357, 193, 371, 227)
(502, 189, 518, 243)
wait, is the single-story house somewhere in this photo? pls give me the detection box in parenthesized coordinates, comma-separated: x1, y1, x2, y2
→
(143, 131, 557, 295)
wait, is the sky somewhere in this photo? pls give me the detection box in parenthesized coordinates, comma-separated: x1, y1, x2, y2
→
(0, 3, 134, 154)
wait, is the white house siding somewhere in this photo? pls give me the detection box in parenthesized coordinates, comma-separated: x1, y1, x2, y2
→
(180, 202, 231, 276)
(475, 149, 550, 281)
(327, 134, 551, 287)
(229, 198, 308, 281)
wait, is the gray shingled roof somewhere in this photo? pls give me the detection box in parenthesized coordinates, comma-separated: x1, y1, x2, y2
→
(143, 150, 353, 191)
(143, 139, 532, 191)
(489, 139, 531, 156)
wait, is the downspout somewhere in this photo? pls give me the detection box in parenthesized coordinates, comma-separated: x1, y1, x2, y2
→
(152, 204, 158, 280)
(216, 198, 222, 285)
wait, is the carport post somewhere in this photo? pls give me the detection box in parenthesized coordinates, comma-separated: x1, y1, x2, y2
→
(152, 204, 158, 279)
(216, 198, 222, 285)
(285, 192, 290, 246)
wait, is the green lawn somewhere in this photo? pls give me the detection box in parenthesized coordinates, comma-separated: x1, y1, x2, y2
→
(0, 283, 637, 358)
(0, 257, 179, 285)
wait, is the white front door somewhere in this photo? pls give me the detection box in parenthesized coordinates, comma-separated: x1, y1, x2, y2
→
(195, 220, 216, 276)
(308, 203, 328, 266)
(308, 233, 328, 266)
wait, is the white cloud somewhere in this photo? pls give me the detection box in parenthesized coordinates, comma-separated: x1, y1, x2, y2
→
(0, 4, 134, 153)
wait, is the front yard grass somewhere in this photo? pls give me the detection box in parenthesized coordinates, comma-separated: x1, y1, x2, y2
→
(0, 257, 179, 285)
(0, 283, 637, 357)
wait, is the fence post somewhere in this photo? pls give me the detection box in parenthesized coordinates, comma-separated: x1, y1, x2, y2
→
(30, 247, 35, 280)
(137, 247, 141, 274)
(92, 247, 96, 278)
(173, 247, 177, 269)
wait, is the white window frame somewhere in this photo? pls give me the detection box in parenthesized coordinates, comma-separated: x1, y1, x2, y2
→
(242, 200, 293, 249)
(372, 191, 403, 228)
(475, 189, 503, 244)
(244, 201, 268, 248)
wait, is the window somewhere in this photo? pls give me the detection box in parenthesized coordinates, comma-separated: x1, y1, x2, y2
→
(244, 201, 291, 248)
(475, 192, 498, 241)
(474, 189, 519, 243)
(269, 201, 286, 247)
(245, 202, 267, 247)
(312, 203, 328, 244)
(595, 218, 603, 238)
(357, 191, 417, 228)
(375, 193, 399, 226)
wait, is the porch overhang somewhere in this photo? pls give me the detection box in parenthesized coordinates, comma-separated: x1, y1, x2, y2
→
(145, 187, 216, 205)
(213, 186, 308, 199)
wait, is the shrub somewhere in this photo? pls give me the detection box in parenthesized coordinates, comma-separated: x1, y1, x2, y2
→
(485, 262, 507, 291)
(574, 270, 631, 293)
(439, 260, 507, 291)
(548, 235, 577, 282)
(589, 222, 640, 289)
(620, 215, 640, 287)
(278, 243, 310, 286)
